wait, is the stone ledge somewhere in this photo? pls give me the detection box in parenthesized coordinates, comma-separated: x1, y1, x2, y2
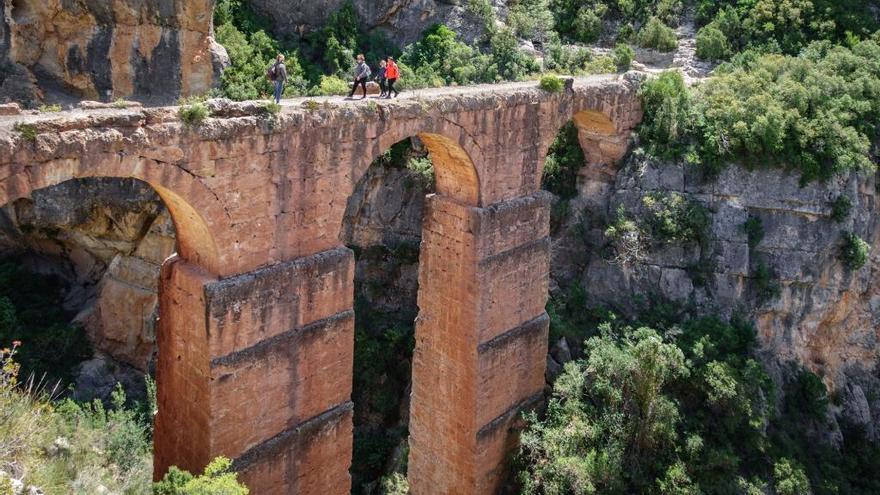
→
(210, 309, 354, 368)
(231, 401, 354, 472)
(477, 391, 544, 441)
(477, 313, 550, 355)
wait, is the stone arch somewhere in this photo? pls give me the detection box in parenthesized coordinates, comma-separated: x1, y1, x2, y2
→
(368, 123, 483, 207)
(536, 106, 632, 196)
(1, 160, 224, 275)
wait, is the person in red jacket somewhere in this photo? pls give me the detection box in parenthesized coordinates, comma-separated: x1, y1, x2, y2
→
(384, 56, 400, 98)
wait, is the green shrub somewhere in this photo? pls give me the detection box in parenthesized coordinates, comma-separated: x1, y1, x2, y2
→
(489, 28, 541, 81)
(584, 55, 617, 74)
(605, 206, 647, 265)
(840, 232, 870, 270)
(642, 192, 710, 244)
(743, 216, 764, 249)
(378, 473, 409, 495)
(312, 75, 350, 96)
(539, 74, 564, 92)
(696, 24, 730, 60)
(754, 260, 780, 301)
(641, 41, 880, 183)
(261, 101, 281, 115)
(0, 261, 91, 386)
(12, 122, 37, 141)
(178, 98, 210, 126)
(467, 0, 496, 31)
(38, 104, 62, 113)
(154, 457, 249, 494)
(541, 121, 584, 199)
(638, 17, 678, 52)
(638, 71, 690, 156)
(830, 195, 852, 223)
(573, 5, 606, 43)
(773, 459, 810, 495)
(507, 0, 554, 42)
(613, 43, 635, 70)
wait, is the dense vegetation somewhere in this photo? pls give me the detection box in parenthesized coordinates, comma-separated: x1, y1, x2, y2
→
(523, 299, 880, 494)
(0, 260, 91, 389)
(639, 38, 880, 182)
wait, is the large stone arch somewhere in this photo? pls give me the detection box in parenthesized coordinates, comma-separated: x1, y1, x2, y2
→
(0, 158, 225, 275)
(0, 156, 234, 483)
(369, 121, 484, 206)
(536, 106, 628, 186)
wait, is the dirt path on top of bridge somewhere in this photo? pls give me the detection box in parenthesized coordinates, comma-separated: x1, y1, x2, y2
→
(0, 74, 624, 130)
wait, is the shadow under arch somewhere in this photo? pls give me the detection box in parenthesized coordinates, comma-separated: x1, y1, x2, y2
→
(536, 107, 622, 186)
(370, 126, 483, 207)
(1, 162, 223, 275)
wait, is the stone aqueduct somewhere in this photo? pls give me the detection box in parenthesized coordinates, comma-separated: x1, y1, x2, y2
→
(0, 75, 642, 494)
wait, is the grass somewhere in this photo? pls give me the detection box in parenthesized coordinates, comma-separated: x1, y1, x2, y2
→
(177, 97, 210, 126)
(12, 123, 37, 141)
(38, 104, 62, 113)
(840, 232, 870, 270)
(261, 101, 281, 115)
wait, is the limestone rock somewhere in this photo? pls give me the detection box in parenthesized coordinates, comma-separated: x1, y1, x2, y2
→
(249, 0, 499, 45)
(0, 0, 220, 105)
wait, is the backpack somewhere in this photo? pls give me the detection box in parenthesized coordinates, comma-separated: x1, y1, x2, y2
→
(266, 63, 277, 81)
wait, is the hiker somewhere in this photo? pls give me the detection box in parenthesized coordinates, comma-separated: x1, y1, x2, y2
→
(268, 54, 288, 104)
(376, 59, 388, 98)
(385, 56, 400, 98)
(348, 54, 371, 99)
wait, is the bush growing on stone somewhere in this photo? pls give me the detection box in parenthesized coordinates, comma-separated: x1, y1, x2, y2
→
(743, 216, 764, 249)
(178, 98, 210, 126)
(539, 74, 564, 92)
(641, 192, 710, 245)
(38, 104, 62, 113)
(754, 260, 780, 301)
(839, 232, 870, 270)
(468, 0, 496, 31)
(638, 17, 678, 52)
(613, 43, 635, 70)
(605, 206, 648, 265)
(830, 195, 852, 223)
(696, 24, 730, 60)
(12, 122, 36, 141)
(507, 0, 555, 42)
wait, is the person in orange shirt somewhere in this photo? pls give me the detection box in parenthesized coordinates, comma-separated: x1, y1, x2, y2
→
(384, 56, 400, 98)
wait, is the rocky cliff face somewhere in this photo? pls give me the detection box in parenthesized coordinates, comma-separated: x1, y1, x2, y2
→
(0, 178, 174, 399)
(249, 0, 498, 45)
(549, 152, 880, 438)
(0, 0, 227, 106)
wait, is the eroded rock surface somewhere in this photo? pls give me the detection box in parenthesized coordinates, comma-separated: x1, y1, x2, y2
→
(0, 0, 226, 106)
(249, 0, 501, 45)
(0, 178, 174, 375)
(551, 151, 880, 436)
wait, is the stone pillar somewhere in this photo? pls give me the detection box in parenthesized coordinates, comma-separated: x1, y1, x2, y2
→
(408, 192, 551, 494)
(154, 249, 355, 495)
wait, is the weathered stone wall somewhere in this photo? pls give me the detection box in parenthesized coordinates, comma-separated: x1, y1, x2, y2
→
(0, 0, 227, 105)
